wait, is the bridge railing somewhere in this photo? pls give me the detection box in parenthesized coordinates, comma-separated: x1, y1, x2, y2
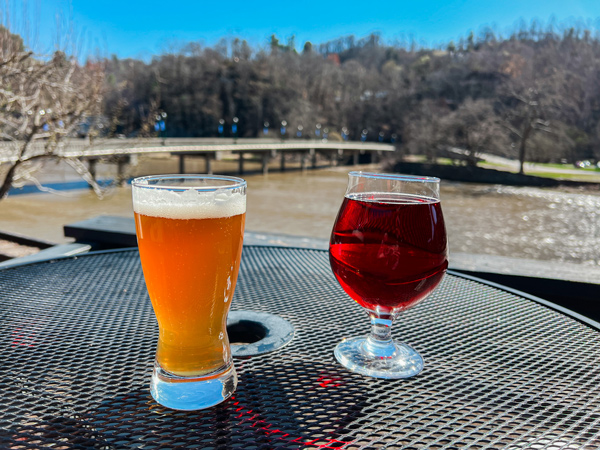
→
(0, 138, 396, 175)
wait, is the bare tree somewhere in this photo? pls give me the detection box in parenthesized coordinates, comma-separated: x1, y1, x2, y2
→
(500, 87, 551, 174)
(0, 26, 105, 199)
(440, 98, 508, 165)
(403, 100, 448, 162)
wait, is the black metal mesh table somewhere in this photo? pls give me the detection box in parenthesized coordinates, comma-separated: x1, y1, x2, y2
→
(1, 246, 600, 449)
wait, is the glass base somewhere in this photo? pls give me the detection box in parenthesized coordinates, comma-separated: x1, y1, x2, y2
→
(150, 363, 237, 410)
(334, 337, 424, 379)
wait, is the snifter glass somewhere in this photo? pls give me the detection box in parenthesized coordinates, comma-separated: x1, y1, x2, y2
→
(329, 172, 448, 378)
(132, 174, 246, 410)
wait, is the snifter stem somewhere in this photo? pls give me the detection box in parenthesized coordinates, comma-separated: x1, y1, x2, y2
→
(364, 317, 395, 357)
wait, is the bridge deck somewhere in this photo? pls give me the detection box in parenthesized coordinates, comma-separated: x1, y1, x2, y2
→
(0, 138, 394, 162)
(0, 138, 395, 175)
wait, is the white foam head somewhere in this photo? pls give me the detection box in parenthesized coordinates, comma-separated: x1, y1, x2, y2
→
(132, 183, 246, 220)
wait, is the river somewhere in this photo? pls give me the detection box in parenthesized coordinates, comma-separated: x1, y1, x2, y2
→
(0, 159, 599, 267)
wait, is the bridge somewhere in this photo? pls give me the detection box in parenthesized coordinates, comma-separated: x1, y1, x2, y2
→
(0, 138, 396, 177)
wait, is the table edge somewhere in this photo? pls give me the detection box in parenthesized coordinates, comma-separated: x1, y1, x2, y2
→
(2, 246, 598, 332)
(448, 269, 600, 331)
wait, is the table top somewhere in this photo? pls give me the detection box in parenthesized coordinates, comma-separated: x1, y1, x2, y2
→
(1, 246, 600, 449)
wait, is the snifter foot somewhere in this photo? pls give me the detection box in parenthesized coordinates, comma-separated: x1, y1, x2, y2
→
(150, 363, 237, 410)
(334, 337, 423, 379)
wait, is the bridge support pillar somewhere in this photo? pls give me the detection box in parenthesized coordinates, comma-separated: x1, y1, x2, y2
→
(204, 154, 213, 174)
(262, 153, 270, 175)
(178, 154, 185, 174)
(301, 152, 308, 172)
(353, 151, 359, 165)
(88, 158, 98, 182)
(310, 148, 317, 169)
(280, 151, 285, 171)
(330, 151, 338, 166)
(238, 152, 244, 174)
(116, 156, 129, 186)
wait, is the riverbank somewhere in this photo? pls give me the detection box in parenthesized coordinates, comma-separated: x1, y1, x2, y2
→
(389, 161, 600, 189)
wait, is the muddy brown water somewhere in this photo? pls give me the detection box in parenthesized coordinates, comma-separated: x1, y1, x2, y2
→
(1, 157, 599, 267)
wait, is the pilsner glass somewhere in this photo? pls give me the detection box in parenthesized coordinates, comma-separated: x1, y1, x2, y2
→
(132, 174, 246, 410)
(329, 172, 448, 378)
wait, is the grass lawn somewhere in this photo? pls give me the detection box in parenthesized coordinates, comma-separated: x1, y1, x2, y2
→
(529, 162, 600, 172)
(409, 156, 600, 183)
(522, 170, 600, 181)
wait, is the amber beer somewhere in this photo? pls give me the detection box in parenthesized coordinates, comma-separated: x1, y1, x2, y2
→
(135, 211, 245, 375)
(132, 175, 246, 410)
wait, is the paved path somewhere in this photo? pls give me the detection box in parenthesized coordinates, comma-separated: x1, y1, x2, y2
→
(482, 153, 596, 176)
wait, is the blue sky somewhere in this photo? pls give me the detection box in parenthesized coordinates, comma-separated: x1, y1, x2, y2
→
(6, 0, 600, 59)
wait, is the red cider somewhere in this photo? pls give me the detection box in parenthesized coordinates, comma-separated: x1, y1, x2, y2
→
(329, 193, 448, 314)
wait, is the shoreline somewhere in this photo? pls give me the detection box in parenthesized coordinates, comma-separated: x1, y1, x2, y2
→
(6, 155, 600, 201)
(389, 161, 600, 190)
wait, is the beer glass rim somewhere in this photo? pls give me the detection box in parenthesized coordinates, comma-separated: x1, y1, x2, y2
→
(132, 174, 246, 191)
(349, 171, 440, 183)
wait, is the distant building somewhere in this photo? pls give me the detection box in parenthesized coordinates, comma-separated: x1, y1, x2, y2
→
(327, 53, 340, 66)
